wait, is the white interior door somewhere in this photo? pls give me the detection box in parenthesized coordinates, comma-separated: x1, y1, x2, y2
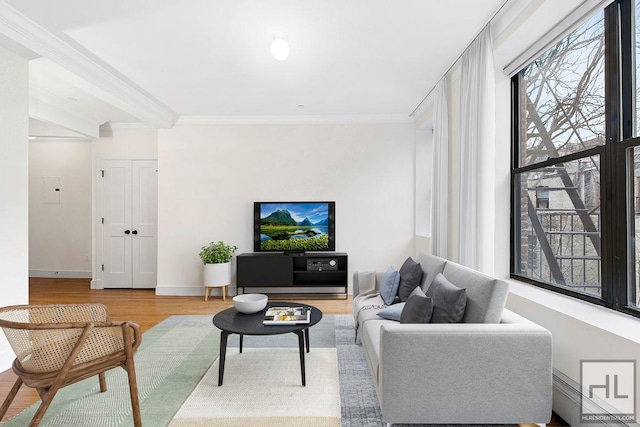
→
(131, 160, 157, 288)
(103, 160, 133, 287)
(102, 159, 157, 289)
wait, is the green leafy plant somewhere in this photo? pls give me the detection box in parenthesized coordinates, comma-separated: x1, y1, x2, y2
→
(199, 241, 238, 264)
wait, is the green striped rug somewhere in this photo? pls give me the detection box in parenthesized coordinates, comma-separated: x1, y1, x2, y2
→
(3, 315, 220, 427)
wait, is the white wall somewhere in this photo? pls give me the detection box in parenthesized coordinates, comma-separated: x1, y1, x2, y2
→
(27, 127, 159, 282)
(0, 45, 29, 371)
(29, 140, 92, 277)
(157, 122, 415, 295)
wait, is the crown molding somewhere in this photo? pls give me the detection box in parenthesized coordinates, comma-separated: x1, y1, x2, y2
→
(29, 96, 100, 138)
(0, 1, 178, 128)
(176, 114, 413, 126)
(109, 122, 157, 131)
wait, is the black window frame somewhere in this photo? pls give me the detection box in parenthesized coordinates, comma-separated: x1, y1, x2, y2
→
(510, 0, 640, 318)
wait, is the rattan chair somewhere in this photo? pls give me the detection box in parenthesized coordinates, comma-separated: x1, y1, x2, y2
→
(0, 304, 142, 426)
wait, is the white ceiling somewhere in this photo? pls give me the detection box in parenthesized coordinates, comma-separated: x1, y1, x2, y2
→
(0, 0, 507, 135)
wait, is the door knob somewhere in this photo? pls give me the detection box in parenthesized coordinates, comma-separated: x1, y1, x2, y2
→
(124, 230, 131, 235)
(132, 230, 138, 235)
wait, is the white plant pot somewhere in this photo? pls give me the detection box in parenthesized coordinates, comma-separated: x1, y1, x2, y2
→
(203, 262, 231, 286)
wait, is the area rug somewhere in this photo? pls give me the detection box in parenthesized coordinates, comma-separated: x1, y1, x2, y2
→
(170, 316, 341, 426)
(4, 314, 518, 427)
(2, 315, 221, 427)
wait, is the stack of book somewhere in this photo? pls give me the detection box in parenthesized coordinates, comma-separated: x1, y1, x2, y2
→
(263, 306, 311, 325)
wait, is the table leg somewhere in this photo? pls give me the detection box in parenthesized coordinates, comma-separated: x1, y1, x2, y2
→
(304, 328, 310, 353)
(295, 330, 306, 386)
(218, 330, 230, 386)
(239, 334, 244, 353)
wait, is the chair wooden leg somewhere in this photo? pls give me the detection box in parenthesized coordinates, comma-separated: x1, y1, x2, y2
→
(0, 377, 23, 420)
(99, 372, 107, 392)
(125, 358, 142, 427)
(31, 384, 62, 427)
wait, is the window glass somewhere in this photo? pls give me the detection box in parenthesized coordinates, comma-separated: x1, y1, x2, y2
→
(518, 11, 606, 167)
(636, 0, 640, 136)
(515, 156, 601, 296)
(630, 146, 640, 308)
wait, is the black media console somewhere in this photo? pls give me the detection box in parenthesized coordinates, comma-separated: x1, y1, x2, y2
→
(236, 252, 348, 298)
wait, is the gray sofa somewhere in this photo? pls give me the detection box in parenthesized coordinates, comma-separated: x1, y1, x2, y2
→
(353, 252, 552, 425)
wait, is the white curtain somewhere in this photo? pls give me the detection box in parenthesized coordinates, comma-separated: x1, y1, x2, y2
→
(431, 79, 448, 258)
(458, 27, 495, 272)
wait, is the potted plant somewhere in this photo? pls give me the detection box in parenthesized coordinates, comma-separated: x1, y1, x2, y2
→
(199, 241, 238, 300)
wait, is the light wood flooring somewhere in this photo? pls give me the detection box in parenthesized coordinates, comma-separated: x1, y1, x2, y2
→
(0, 278, 568, 425)
(0, 277, 353, 420)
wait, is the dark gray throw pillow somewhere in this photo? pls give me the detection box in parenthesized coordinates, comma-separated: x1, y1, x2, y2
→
(425, 273, 467, 323)
(400, 287, 433, 324)
(397, 257, 424, 302)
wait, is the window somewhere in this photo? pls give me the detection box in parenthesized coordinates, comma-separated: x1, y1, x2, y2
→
(511, 0, 640, 317)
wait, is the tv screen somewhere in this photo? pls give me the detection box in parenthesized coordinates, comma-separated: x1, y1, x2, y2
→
(254, 201, 335, 252)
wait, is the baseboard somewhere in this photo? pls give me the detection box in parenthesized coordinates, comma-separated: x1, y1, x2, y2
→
(154, 285, 353, 297)
(155, 286, 237, 297)
(553, 368, 638, 426)
(29, 269, 92, 279)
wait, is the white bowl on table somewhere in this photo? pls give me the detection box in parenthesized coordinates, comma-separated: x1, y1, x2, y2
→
(232, 294, 268, 314)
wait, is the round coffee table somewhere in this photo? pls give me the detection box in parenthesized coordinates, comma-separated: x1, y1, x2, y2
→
(212, 301, 322, 386)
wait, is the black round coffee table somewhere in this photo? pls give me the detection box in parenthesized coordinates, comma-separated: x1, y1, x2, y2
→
(212, 301, 322, 386)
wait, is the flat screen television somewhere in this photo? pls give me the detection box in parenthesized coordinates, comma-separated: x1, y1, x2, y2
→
(254, 201, 335, 253)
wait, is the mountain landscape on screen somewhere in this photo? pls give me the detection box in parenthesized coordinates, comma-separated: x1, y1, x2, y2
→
(258, 203, 331, 251)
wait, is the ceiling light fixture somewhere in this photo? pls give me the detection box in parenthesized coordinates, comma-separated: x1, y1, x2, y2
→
(271, 33, 289, 61)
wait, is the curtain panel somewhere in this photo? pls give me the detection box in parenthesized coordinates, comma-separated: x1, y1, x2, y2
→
(431, 79, 449, 258)
(458, 27, 496, 273)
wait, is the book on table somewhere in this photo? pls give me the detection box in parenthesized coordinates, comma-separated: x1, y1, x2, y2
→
(263, 306, 311, 325)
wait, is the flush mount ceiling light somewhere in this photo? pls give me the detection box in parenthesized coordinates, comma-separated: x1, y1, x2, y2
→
(271, 33, 289, 61)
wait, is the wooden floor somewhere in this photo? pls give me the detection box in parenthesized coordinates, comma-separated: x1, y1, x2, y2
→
(0, 278, 353, 421)
(0, 278, 568, 425)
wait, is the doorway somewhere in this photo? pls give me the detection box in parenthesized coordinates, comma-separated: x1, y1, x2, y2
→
(96, 158, 158, 289)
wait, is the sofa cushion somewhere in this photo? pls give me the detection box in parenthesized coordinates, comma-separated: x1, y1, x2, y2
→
(441, 262, 509, 323)
(380, 267, 401, 305)
(361, 319, 397, 384)
(400, 287, 433, 323)
(415, 252, 447, 292)
(377, 303, 406, 321)
(397, 257, 424, 301)
(426, 273, 467, 323)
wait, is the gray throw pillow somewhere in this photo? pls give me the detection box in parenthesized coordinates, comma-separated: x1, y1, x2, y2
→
(397, 257, 424, 302)
(379, 267, 401, 305)
(377, 302, 406, 321)
(425, 273, 467, 323)
(400, 287, 433, 323)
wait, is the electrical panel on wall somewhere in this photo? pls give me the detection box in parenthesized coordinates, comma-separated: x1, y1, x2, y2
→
(42, 176, 61, 204)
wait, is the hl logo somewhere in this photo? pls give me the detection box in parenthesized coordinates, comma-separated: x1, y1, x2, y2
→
(581, 360, 636, 423)
(589, 374, 628, 399)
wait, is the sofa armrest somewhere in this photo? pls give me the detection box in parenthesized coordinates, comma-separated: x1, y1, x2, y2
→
(378, 313, 552, 424)
(353, 270, 382, 297)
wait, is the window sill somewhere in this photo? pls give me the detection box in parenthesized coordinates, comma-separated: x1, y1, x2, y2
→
(506, 278, 640, 345)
